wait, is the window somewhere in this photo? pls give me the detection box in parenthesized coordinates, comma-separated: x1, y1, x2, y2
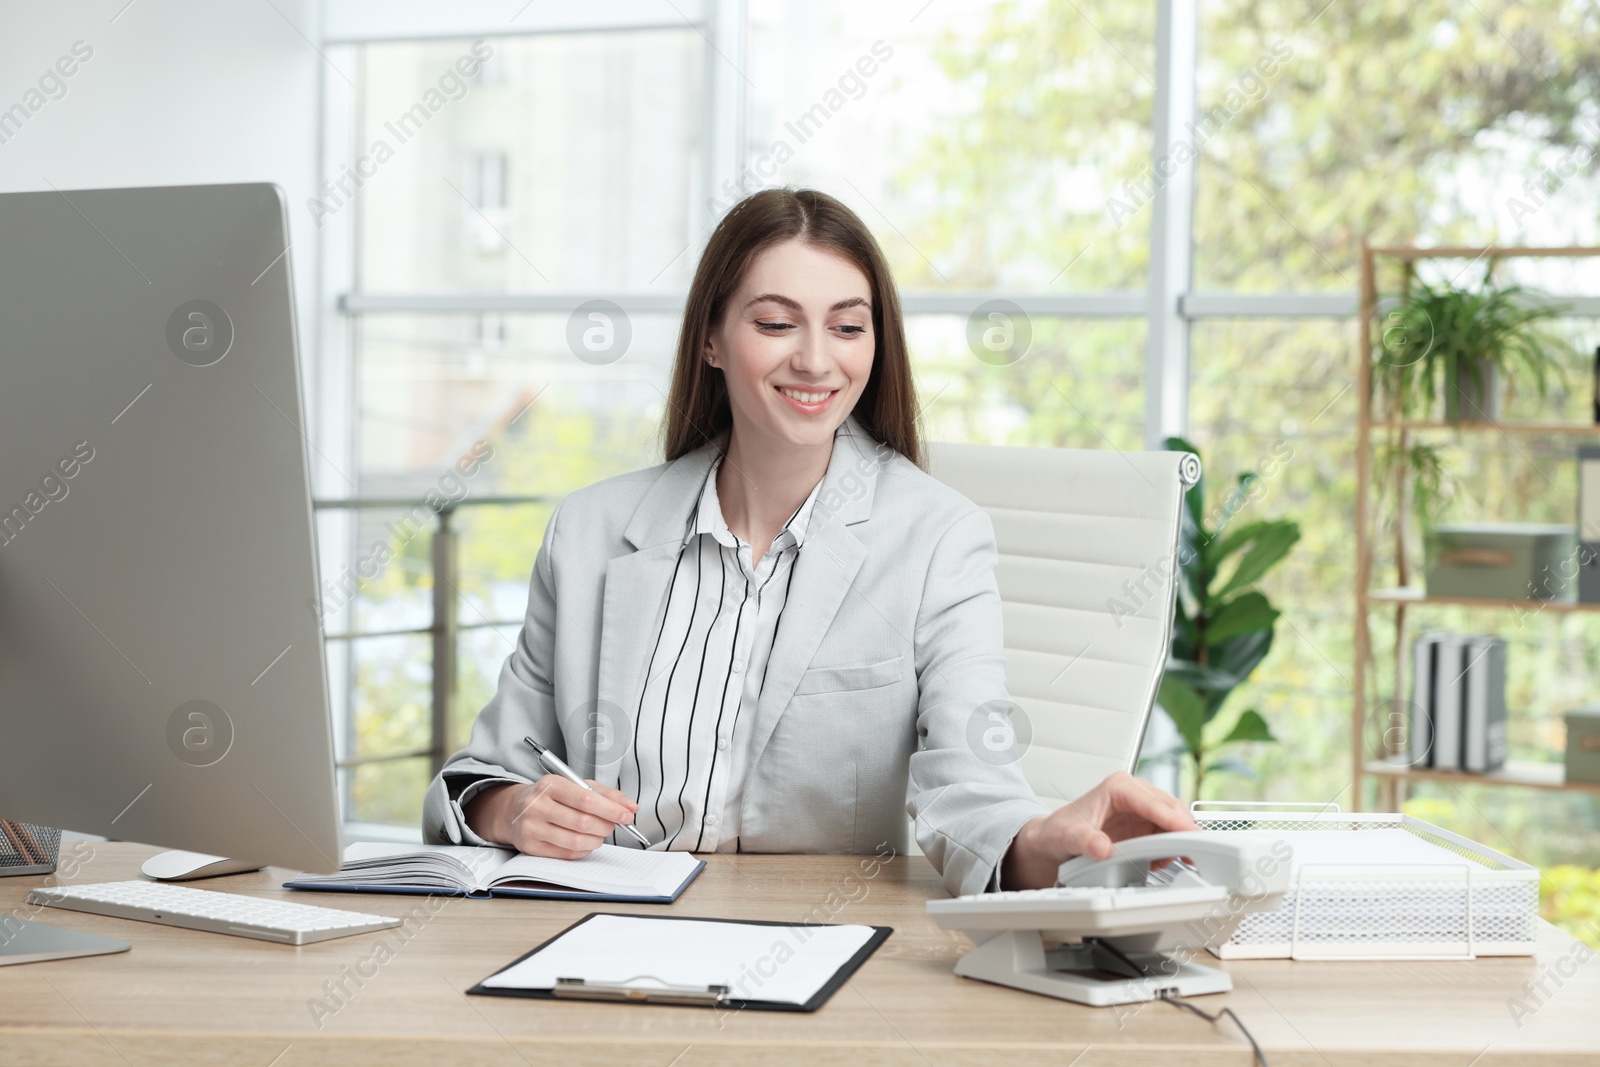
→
(354, 32, 704, 294)
(745, 0, 1155, 293)
(1186, 1, 1600, 863)
(744, 0, 1156, 449)
(1193, 1, 1600, 289)
(320, 15, 706, 829)
(316, 1, 1600, 871)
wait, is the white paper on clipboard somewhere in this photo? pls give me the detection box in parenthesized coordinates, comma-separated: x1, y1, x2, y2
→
(479, 914, 878, 1006)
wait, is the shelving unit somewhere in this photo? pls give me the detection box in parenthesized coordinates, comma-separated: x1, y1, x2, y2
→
(1352, 241, 1600, 811)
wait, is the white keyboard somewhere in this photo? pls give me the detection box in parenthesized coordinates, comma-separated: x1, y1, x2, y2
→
(29, 881, 402, 945)
(927, 883, 1230, 934)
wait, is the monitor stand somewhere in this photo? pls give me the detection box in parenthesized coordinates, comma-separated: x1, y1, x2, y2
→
(0, 919, 130, 966)
(140, 850, 263, 882)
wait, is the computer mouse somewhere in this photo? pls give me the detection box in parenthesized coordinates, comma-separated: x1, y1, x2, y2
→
(139, 850, 263, 882)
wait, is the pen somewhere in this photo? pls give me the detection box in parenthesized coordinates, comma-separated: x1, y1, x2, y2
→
(523, 736, 653, 848)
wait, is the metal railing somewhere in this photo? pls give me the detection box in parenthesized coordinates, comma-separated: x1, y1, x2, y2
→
(312, 495, 550, 776)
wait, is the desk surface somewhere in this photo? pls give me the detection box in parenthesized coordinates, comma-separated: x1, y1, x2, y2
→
(1, 842, 1596, 1066)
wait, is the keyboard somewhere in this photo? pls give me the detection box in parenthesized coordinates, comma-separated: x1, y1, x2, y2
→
(927, 882, 1230, 935)
(28, 881, 402, 945)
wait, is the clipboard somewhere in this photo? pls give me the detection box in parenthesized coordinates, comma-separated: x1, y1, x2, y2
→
(466, 912, 893, 1012)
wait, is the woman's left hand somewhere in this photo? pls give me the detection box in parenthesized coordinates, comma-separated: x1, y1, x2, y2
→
(998, 771, 1198, 890)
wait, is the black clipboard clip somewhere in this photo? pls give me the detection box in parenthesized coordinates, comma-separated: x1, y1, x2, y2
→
(553, 976, 730, 1006)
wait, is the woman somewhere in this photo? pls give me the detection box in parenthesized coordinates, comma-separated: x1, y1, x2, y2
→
(422, 188, 1194, 896)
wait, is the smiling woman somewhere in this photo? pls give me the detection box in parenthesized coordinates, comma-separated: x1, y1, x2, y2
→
(665, 189, 916, 563)
(665, 188, 918, 467)
(423, 187, 1195, 897)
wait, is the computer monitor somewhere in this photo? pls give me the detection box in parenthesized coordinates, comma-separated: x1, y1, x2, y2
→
(0, 183, 342, 882)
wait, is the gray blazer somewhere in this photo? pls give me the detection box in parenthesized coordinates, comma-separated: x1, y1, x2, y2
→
(422, 415, 1050, 896)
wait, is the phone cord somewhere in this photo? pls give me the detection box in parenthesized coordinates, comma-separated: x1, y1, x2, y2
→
(1158, 990, 1269, 1067)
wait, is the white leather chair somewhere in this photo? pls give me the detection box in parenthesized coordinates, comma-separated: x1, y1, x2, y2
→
(928, 441, 1201, 807)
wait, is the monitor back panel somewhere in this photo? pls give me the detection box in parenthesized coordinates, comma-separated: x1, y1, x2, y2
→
(0, 182, 341, 873)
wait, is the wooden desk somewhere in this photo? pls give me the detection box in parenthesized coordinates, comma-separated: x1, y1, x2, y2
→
(1, 842, 1595, 1066)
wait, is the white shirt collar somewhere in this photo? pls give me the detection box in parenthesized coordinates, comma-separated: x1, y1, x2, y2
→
(687, 451, 826, 554)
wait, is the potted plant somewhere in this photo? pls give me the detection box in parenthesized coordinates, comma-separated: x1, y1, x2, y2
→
(1374, 272, 1569, 424)
(1152, 437, 1301, 800)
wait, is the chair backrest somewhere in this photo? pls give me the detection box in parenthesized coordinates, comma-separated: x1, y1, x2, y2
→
(928, 441, 1200, 807)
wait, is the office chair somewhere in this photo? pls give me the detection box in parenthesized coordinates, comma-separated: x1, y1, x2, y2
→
(928, 441, 1201, 807)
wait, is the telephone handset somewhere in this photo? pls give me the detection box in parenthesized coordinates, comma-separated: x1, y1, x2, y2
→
(1055, 830, 1289, 905)
(927, 831, 1293, 1006)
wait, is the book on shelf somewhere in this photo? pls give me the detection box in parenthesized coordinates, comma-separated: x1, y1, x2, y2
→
(1409, 633, 1439, 768)
(1463, 636, 1508, 774)
(1580, 446, 1600, 604)
(1433, 636, 1467, 772)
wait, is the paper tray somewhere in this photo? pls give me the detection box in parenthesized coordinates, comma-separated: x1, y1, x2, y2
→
(1194, 804, 1539, 960)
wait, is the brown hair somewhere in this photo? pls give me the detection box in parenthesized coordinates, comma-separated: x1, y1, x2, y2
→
(661, 187, 922, 467)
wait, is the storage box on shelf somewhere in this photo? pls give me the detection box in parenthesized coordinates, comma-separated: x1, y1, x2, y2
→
(1565, 705, 1600, 785)
(1425, 523, 1576, 601)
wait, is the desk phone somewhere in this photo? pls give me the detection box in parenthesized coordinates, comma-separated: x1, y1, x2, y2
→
(927, 832, 1292, 1005)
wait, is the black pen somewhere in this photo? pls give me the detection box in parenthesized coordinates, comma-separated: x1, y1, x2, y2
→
(523, 736, 652, 848)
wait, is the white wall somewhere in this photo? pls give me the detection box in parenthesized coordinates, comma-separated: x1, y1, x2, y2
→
(0, 0, 325, 370)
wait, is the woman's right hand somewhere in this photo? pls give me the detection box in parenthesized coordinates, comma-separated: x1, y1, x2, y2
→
(464, 777, 641, 859)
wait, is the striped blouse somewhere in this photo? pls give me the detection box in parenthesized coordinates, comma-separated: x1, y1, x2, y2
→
(619, 453, 822, 852)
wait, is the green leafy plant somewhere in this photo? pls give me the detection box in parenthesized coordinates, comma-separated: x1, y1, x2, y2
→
(1154, 437, 1302, 799)
(1374, 437, 1449, 562)
(1374, 272, 1569, 424)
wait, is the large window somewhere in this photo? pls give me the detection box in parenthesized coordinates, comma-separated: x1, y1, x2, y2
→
(1193, 0, 1600, 289)
(316, 0, 1600, 874)
(742, 1, 1155, 450)
(320, 20, 704, 830)
(356, 33, 703, 294)
(1184, 0, 1600, 871)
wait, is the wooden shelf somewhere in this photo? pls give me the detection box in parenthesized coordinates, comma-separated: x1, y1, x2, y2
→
(1367, 245, 1600, 259)
(1364, 759, 1600, 795)
(1364, 587, 1600, 612)
(1369, 421, 1600, 435)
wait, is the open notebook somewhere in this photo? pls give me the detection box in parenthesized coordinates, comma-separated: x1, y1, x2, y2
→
(284, 842, 705, 904)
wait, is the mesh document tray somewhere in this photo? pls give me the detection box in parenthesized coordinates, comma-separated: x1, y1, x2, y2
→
(0, 821, 61, 877)
(1194, 805, 1539, 960)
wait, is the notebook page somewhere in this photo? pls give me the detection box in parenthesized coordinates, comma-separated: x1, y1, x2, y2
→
(293, 842, 511, 892)
(489, 844, 700, 896)
(480, 914, 877, 1005)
